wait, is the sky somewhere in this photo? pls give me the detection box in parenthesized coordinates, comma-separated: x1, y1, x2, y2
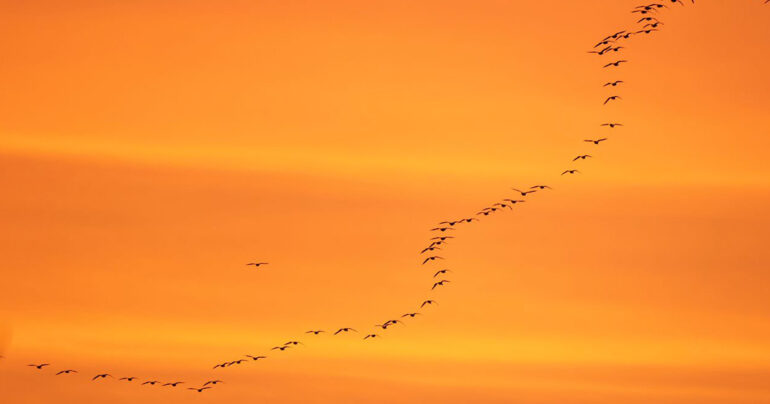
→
(1, 0, 770, 403)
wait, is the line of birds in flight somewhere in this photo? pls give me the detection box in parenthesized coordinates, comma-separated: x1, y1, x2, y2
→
(9, 0, 769, 395)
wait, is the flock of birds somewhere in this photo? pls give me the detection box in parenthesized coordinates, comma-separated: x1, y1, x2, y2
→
(8, 0, 769, 397)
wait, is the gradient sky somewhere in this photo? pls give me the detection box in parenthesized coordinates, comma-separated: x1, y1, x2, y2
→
(1, 1, 770, 403)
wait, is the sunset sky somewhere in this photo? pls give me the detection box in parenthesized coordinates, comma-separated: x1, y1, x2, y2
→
(2, 1, 770, 403)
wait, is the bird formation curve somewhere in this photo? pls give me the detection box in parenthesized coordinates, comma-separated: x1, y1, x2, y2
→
(9, 0, 769, 396)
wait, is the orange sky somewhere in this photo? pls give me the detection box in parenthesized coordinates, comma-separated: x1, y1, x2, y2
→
(1, 1, 770, 403)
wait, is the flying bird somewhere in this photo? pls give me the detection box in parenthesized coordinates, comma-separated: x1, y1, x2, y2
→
(246, 355, 267, 361)
(561, 170, 581, 175)
(203, 380, 224, 386)
(603, 60, 628, 68)
(502, 199, 526, 205)
(604, 95, 622, 105)
(402, 312, 421, 318)
(601, 123, 623, 128)
(164, 382, 185, 387)
(272, 346, 291, 351)
(604, 80, 624, 87)
(430, 227, 455, 232)
(119, 377, 137, 381)
(56, 370, 77, 375)
(284, 341, 303, 346)
(92, 374, 112, 381)
(530, 185, 551, 190)
(431, 236, 454, 241)
(246, 262, 268, 267)
(420, 300, 438, 308)
(573, 155, 592, 161)
(433, 269, 451, 277)
(432, 280, 451, 290)
(306, 330, 325, 335)
(28, 364, 49, 370)
(188, 387, 212, 393)
(512, 188, 537, 196)
(584, 138, 608, 144)
(422, 256, 444, 264)
(421, 246, 442, 254)
(142, 380, 161, 386)
(334, 327, 358, 335)
(364, 334, 380, 340)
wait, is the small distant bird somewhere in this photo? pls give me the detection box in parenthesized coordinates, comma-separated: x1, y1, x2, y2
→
(635, 28, 659, 35)
(432, 280, 451, 290)
(430, 227, 455, 232)
(422, 256, 444, 264)
(420, 246, 442, 254)
(502, 199, 526, 205)
(561, 170, 581, 175)
(28, 364, 49, 370)
(364, 334, 380, 340)
(601, 123, 623, 128)
(284, 341, 302, 346)
(56, 370, 77, 375)
(584, 138, 608, 145)
(604, 95, 622, 105)
(203, 380, 224, 386)
(164, 382, 184, 387)
(213, 362, 228, 369)
(431, 236, 454, 241)
(334, 327, 358, 335)
(246, 355, 267, 361)
(603, 60, 628, 68)
(119, 377, 137, 381)
(188, 387, 212, 393)
(492, 202, 514, 210)
(420, 300, 437, 308)
(573, 155, 592, 161)
(402, 312, 421, 318)
(92, 374, 112, 381)
(246, 262, 268, 267)
(530, 185, 551, 190)
(306, 330, 325, 335)
(272, 345, 291, 351)
(142, 380, 161, 386)
(604, 80, 624, 87)
(512, 188, 537, 196)
(433, 269, 451, 277)
(229, 359, 248, 365)
(476, 208, 498, 216)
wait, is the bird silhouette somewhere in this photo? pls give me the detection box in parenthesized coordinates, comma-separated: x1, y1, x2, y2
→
(430, 227, 455, 232)
(246, 262, 268, 267)
(163, 381, 184, 387)
(56, 370, 77, 375)
(433, 269, 452, 277)
(584, 138, 608, 144)
(119, 377, 137, 381)
(334, 327, 358, 335)
(246, 355, 267, 361)
(142, 380, 161, 386)
(364, 334, 380, 340)
(573, 155, 592, 161)
(284, 341, 303, 346)
(420, 246, 442, 254)
(188, 387, 212, 393)
(402, 312, 421, 318)
(561, 170, 581, 175)
(530, 185, 552, 190)
(272, 345, 292, 351)
(502, 199, 526, 205)
(203, 380, 224, 386)
(432, 280, 451, 290)
(28, 364, 49, 370)
(305, 330, 325, 335)
(422, 256, 444, 264)
(601, 123, 623, 128)
(512, 188, 537, 196)
(92, 374, 112, 381)
(603, 60, 628, 68)
(604, 80, 624, 87)
(431, 236, 454, 241)
(420, 300, 438, 308)
(604, 95, 622, 105)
